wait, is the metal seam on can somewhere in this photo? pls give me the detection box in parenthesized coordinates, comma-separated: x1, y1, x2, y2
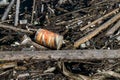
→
(52, 36, 55, 48)
(54, 35, 58, 49)
(35, 29, 42, 42)
(56, 35, 63, 49)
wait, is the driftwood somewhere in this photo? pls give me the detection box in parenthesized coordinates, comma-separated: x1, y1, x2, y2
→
(80, 8, 119, 31)
(74, 12, 120, 48)
(1, 0, 15, 21)
(0, 50, 120, 61)
(14, 0, 20, 26)
(106, 20, 120, 36)
(0, 24, 33, 34)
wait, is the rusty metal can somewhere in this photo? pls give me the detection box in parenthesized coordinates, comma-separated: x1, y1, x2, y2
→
(35, 29, 63, 50)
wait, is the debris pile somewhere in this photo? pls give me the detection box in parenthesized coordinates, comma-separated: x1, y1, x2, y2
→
(0, 0, 120, 50)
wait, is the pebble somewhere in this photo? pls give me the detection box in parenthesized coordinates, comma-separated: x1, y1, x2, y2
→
(20, 20, 27, 24)
(80, 43, 86, 48)
(77, 20, 83, 25)
(90, 25, 95, 28)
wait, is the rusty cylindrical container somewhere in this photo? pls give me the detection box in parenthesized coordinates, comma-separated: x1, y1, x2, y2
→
(35, 29, 63, 50)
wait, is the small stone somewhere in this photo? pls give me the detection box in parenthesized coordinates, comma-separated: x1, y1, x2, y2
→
(34, 21, 39, 25)
(107, 47, 110, 50)
(87, 21, 91, 24)
(33, 11, 36, 13)
(8, 15, 12, 19)
(90, 25, 95, 28)
(65, 26, 69, 29)
(20, 20, 27, 24)
(77, 20, 82, 25)
(30, 45, 35, 51)
(97, 69, 101, 73)
(80, 43, 86, 48)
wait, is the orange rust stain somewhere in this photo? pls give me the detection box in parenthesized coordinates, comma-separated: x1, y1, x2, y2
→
(35, 29, 58, 49)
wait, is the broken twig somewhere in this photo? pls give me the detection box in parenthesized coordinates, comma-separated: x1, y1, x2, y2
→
(74, 12, 120, 48)
(0, 62, 16, 70)
(14, 0, 20, 26)
(1, 0, 15, 21)
(97, 71, 120, 79)
(31, 0, 36, 24)
(80, 8, 119, 31)
(0, 24, 33, 34)
(58, 62, 91, 80)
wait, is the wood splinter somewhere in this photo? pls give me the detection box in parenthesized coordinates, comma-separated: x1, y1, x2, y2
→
(74, 12, 120, 48)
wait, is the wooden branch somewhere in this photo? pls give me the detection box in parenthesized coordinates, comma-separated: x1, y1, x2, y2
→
(0, 50, 120, 61)
(1, 0, 15, 21)
(80, 8, 119, 31)
(31, 0, 36, 24)
(52, 1, 119, 21)
(0, 24, 33, 34)
(0, 20, 12, 24)
(74, 12, 120, 48)
(14, 0, 20, 26)
(100, 71, 120, 78)
(0, 62, 16, 69)
(106, 20, 120, 36)
(58, 62, 91, 80)
(51, 7, 90, 20)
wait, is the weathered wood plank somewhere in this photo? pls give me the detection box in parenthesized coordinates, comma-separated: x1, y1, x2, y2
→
(0, 50, 119, 61)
